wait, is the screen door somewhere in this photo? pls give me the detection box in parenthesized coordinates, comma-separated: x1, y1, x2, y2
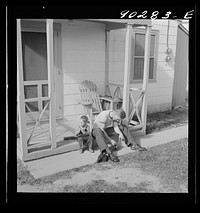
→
(22, 30, 62, 122)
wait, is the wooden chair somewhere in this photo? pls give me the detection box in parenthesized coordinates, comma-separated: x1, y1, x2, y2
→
(77, 80, 116, 130)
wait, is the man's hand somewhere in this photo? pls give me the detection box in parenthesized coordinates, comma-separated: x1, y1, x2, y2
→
(119, 133, 124, 142)
(110, 139, 117, 146)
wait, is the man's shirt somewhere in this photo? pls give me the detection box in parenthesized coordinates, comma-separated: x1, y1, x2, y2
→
(94, 110, 120, 130)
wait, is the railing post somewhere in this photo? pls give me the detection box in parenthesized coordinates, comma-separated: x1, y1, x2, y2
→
(141, 25, 152, 133)
(105, 29, 110, 97)
(46, 19, 56, 148)
(17, 19, 28, 157)
(123, 23, 133, 118)
(105, 29, 110, 85)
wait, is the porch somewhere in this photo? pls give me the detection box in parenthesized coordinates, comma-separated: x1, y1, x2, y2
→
(17, 19, 152, 161)
(17, 119, 80, 161)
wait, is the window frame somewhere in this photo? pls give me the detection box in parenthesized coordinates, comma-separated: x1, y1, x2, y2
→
(130, 28, 159, 84)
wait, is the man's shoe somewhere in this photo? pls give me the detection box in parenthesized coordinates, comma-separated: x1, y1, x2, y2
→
(96, 152, 108, 163)
(108, 154, 120, 162)
(130, 144, 147, 151)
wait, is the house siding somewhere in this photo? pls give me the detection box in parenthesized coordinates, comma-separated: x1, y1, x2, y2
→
(61, 20, 106, 120)
(109, 19, 178, 114)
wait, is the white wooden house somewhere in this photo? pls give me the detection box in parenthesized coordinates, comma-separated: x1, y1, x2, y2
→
(17, 19, 188, 161)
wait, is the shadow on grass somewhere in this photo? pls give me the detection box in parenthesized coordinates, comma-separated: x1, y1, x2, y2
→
(17, 137, 188, 193)
(62, 180, 157, 193)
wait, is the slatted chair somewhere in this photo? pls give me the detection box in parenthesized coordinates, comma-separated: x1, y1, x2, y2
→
(77, 80, 115, 130)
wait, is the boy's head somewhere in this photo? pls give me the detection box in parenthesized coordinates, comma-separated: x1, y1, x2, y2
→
(80, 115, 89, 127)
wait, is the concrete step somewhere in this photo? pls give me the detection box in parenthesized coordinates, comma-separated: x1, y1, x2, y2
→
(25, 124, 188, 179)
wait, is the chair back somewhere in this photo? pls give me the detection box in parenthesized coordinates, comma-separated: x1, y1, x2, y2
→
(79, 80, 102, 114)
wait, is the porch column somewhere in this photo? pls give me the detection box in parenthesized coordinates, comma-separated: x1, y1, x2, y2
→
(122, 23, 133, 118)
(46, 19, 56, 148)
(105, 29, 111, 97)
(141, 25, 152, 133)
(17, 19, 28, 156)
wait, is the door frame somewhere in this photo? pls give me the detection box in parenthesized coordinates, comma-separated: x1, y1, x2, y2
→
(21, 20, 63, 122)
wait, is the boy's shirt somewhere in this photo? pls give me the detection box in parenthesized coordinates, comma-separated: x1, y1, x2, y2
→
(76, 125, 90, 139)
(79, 125, 90, 134)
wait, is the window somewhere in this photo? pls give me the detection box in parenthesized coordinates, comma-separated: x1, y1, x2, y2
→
(131, 29, 158, 82)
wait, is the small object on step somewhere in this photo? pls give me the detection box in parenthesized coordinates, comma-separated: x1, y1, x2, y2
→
(130, 144, 147, 151)
(89, 148, 94, 153)
(64, 136, 77, 140)
(174, 105, 183, 110)
(76, 132, 89, 138)
(171, 124, 177, 127)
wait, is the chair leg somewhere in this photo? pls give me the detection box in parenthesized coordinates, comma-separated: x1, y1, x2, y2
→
(110, 101, 113, 110)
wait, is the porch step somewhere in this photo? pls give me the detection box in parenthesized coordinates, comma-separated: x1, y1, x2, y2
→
(25, 124, 188, 179)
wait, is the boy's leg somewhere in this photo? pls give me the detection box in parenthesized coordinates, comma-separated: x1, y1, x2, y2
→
(87, 135, 94, 153)
(77, 137, 84, 153)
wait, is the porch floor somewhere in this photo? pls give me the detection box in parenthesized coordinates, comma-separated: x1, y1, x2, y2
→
(17, 119, 81, 160)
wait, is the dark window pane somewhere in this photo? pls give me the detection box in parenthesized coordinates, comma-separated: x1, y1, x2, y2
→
(25, 102, 38, 112)
(22, 32, 47, 81)
(135, 33, 145, 56)
(133, 58, 144, 80)
(24, 85, 38, 99)
(133, 58, 154, 80)
(149, 58, 154, 79)
(150, 35, 155, 56)
(42, 100, 49, 110)
(42, 84, 48, 97)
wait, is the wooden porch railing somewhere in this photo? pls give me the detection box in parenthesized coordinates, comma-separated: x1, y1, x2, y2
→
(105, 83, 123, 110)
(128, 87, 145, 130)
(105, 83, 145, 131)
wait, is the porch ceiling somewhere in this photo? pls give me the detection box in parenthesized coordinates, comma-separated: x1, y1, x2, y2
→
(84, 19, 152, 30)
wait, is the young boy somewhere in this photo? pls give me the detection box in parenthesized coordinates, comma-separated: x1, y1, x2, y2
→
(75, 115, 94, 154)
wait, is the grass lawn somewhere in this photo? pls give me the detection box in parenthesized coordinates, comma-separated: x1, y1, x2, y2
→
(146, 106, 188, 134)
(17, 137, 188, 193)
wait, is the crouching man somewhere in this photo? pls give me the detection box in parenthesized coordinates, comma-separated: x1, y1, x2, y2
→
(92, 109, 146, 163)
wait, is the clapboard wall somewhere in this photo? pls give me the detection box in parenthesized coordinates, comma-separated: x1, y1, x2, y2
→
(61, 20, 179, 121)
